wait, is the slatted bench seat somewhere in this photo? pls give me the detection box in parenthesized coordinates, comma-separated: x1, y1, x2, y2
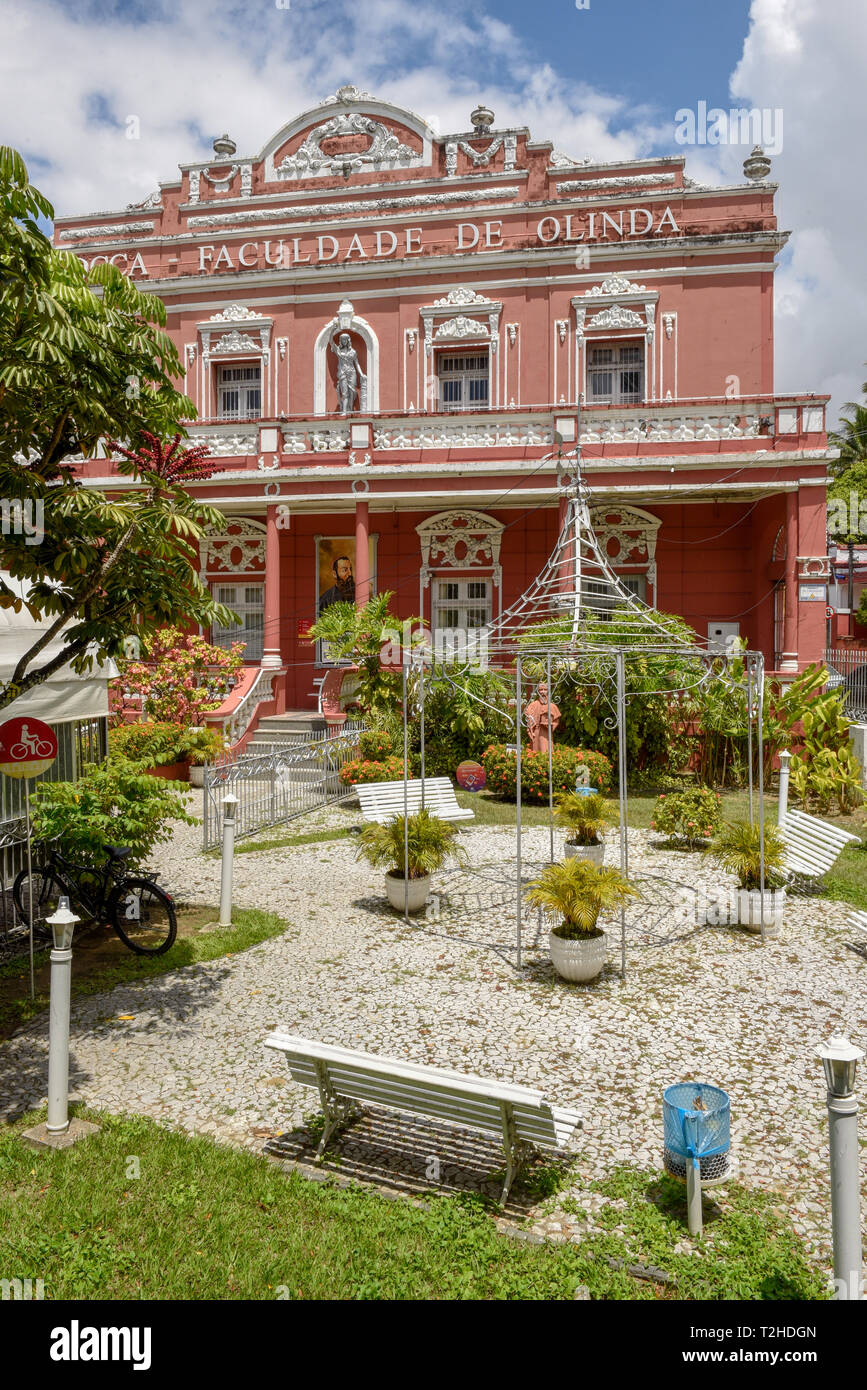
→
(779, 807, 860, 886)
(846, 910, 867, 933)
(264, 1033, 581, 1205)
(355, 776, 474, 823)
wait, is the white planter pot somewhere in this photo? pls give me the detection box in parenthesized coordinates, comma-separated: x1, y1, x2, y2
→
(737, 888, 786, 935)
(564, 841, 604, 865)
(385, 871, 431, 914)
(189, 765, 205, 788)
(549, 928, 608, 983)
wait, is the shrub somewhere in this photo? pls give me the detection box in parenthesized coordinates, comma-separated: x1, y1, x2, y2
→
(705, 820, 787, 891)
(359, 729, 395, 760)
(526, 858, 638, 939)
(179, 727, 226, 765)
(481, 744, 612, 803)
(357, 808, 468, 879)
(651, 786, 722, 845)
(108, 722, 188, 767)
(118, 627, 244, 725)
(30, 756, 194, 870)
(339, 754, 418, 787)
(555, 791, 614, 846)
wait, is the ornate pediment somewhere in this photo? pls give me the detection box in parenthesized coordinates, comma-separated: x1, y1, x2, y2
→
(417, 509, 504, 587)
(433, 314, 491, 340)
(208, 304, 267, 323)
(586, 304, 645, 330)
(583, 274, 649, 297)
(432, 286, 495, 308)
(274, 112, 421, 180)
(211, 330, 261, 354)
(200, 518, 266, 573)
(590, 505, 661, 567)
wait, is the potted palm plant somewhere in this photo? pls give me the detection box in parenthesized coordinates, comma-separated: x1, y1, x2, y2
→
(705, 820, 787, 934)
(357, 808, 468, 913)
(555, 791, 613, 865)
(527, 858, 638, 982)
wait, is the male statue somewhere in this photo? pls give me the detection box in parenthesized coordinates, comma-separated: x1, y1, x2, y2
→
(330, 330, 365, 414)
(524, 681, 561, 754)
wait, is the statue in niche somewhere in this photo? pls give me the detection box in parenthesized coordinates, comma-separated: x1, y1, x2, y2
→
(329, 329, 366, 414)
(524, 681, 561, 754)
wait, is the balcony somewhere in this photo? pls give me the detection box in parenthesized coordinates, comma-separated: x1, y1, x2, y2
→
(183, 394, 828, 464)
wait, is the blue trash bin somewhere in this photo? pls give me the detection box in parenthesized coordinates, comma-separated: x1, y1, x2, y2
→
(663, 1082, 730, 1183)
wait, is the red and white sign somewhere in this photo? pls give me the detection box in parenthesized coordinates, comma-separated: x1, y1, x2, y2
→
(0, 717, 58, 779)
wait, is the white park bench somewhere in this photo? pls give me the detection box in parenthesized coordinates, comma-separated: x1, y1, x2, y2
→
(779, 807, 860, 886)
(355, 776, 474, 823)
(845, 910, 867, 933)
(264, 1032, 581, 1205)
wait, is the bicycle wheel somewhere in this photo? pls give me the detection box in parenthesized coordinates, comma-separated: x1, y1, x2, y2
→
(12, 866, 57, 930)
(108, 877, 177, 955)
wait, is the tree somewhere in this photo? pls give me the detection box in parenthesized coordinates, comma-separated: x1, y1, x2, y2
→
(827, 396, 867, 542)
(0, 148, 236, 711)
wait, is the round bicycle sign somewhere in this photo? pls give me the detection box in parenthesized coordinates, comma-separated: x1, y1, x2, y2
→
(0, 716, 58, 779)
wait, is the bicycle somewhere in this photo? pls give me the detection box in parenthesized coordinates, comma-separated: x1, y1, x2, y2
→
(13, 841, 177, 956)
(10, 738, 54, 759)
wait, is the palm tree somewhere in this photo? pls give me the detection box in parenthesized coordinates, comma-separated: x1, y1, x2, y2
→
(526, 858, 638, 939)
(705, 820, 786, 891)
(554, 791, 613, 846)
(357, 808, 468, 880)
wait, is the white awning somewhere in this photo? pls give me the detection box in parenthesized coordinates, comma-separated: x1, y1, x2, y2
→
(0, 593, 117, 724)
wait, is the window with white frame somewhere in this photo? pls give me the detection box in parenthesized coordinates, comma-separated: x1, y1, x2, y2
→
(583, 574, 646, 620)
(216, 363, 262, 420)
(437, 352, 489, 412)
(210, 583, 264, 660)
(587, 341, 644, 405)
(432, 578, 492, 637)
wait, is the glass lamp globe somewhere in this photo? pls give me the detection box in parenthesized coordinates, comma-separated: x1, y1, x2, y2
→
(816, 1035, 864, 1098)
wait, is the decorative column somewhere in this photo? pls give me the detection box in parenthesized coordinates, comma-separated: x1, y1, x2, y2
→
(355, 499, 370, 609)
(781, 490, 799, 672)
(262, 505, 282, 668)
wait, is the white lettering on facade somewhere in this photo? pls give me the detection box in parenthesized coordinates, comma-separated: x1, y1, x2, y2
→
(405, 227, 423, 254)
(456, 222, 479, 250)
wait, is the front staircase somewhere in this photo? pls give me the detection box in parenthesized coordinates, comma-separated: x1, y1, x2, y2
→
(249, 711, 328, 747)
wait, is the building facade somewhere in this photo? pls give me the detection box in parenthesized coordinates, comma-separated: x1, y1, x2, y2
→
(59, 85, 832, 726)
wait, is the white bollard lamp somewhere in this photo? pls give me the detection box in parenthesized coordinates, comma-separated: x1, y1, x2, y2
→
(817, 1034, 863, 1098)
(49, 904, 77, 951)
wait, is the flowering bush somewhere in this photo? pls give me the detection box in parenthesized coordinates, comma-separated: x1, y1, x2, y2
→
(359, 729, 395, 760)
(481, 744, 612, 803)
(651, 786, 722, 845)
(339, 754, 419, 787)
(119, 628, 244, 725)
(108, 722, 188, 767)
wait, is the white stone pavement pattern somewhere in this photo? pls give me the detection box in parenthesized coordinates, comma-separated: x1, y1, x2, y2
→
(1, 797, 864, 1270)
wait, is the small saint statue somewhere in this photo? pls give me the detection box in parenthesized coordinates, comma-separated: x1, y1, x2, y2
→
(330, 330, 365, 414)
(524, 681, 561, 754)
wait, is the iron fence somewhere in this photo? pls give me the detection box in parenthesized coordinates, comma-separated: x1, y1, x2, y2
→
(824, 649, 867, 722)
(201, 722, 367, 850)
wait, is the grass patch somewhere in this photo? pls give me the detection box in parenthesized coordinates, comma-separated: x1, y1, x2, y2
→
(0, 908, 290, 1041)
(819, 842, 867, 911)
(214, 827, 355, 858)
(0, 1112, 827, 1301)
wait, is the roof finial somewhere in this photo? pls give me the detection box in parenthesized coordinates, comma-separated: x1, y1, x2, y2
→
(743, 144, 771, 181)
(213, 132, 237, 158)
(470, 104, 495, 135)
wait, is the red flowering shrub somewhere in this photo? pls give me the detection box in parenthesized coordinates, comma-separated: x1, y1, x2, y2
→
(481, 744, 612, 803)
(339, 754, 419, 787)
(359, 729, 395, 760)
(119, 627, 244, 725)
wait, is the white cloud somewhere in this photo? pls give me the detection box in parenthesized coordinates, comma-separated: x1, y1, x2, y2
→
(729, 0, 867, 424)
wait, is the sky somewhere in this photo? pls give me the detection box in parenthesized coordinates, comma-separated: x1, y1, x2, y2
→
(2, 0, 864, 423)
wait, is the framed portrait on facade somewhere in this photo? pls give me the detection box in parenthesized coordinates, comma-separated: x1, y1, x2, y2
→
(315, 535, 377, 664)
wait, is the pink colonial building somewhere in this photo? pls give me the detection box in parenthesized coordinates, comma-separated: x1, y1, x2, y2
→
(60, 85, 832, 731)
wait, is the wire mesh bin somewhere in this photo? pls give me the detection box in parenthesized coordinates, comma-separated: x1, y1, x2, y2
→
(663, 1083, 730, 1184)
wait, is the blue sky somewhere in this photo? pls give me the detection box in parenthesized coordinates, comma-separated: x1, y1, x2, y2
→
(2, 0, 865, 418)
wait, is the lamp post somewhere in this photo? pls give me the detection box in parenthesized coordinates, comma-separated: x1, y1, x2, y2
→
(219, 794, 238, 927)
(817, 1034, 865, 1299)
(45, 903, 78, 1134)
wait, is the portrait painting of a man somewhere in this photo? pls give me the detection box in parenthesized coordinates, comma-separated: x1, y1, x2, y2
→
(318, 553, 355, 615)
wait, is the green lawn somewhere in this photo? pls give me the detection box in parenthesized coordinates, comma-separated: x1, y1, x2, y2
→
(0, 908, 290, 1040)
(0, 1111, 827, 1301)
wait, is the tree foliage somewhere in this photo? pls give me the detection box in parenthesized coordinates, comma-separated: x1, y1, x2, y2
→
(0, 148, 237, 712)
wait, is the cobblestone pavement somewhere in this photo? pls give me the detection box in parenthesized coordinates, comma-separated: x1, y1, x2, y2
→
(1, 797, 864, 1271)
